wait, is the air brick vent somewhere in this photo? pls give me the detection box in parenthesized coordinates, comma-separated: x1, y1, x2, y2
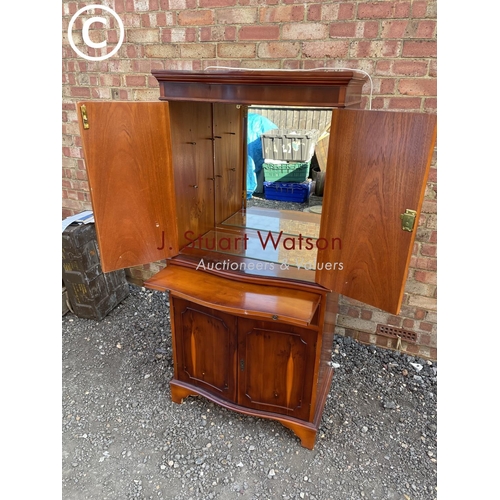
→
(376, 324, 417, 343)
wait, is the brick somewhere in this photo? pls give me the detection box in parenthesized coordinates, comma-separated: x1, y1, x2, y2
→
(260, 5, 305, 23)
(423, 98, 437, 112)
(407, 294, 437, 312)
(416, 20, 436, 38)
(108, 59, 133, 73)
(155, 12, 173, 26)
(418, 322, 433, 333)
(404, 280, 435, 297)
(402, 318, 414, 329)
(307, 4, 321, 21)
(217, 8, 257, 24)
(126, 29, 159, 43)
(426, 214, 437, 229)
(406, 343, 419, 355)
(241, 59, 281, 69)
(398, 78, 436, 96)
(357, 331, 372, 344)
(376, 335, 391, 347)
(394, 2, 411, 18)
(70, 87, 91, 98)
(411, 1, 429, 18)
(379, 78, 396, 94)
(178, 10, 213, 26)
(180, 43, 216, 58)
(387, 97, 422, 110)
(218, 43, 256, 58)
(122, 14, 142, 27)
(414, 257, 437, 271)
(387, 315, 402, 327)
(302, 40, 349, 58)
(257, 42, 300, 58)
(168, 0, 187, 9)
(362, 21, 379, 38)
(381, 20, 408, 38)
(283, 23, 328, 40)
(351, 40, 401, 58)
(329, 22, 357, 38)
(239, 26, 280, 40)
(203, 26, 237, 42)
(360, 309, 373, 320)
(125, 75, 147, 87)
(200, 0, 237, 6)
(421, 199, 437, 213)
(357, 2, 393, 19)
(336, 315, 377, 333)
(429, 60, 437, 78)
(319, 3, 339, 21)
(338, 3, 355, 20)
(402, 40, 437, 58)
(144, 45, 179, 58)
(133, 89, 161, 101)
(347, 307, 359, 318)
(420, 244, 436, 257)
(162, 28, 196, 43)
(392, 60, 428, 76)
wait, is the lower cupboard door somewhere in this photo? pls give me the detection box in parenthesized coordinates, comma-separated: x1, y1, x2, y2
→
(237, 318, 317, 422)
(172, 298, 238, 402)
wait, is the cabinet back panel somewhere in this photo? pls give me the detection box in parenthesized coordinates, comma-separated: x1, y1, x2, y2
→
(168, 101, 215, 249)
(213, 103, 245, 224)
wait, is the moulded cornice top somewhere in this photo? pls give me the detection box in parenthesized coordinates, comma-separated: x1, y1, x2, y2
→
(151, 68, 368, 86)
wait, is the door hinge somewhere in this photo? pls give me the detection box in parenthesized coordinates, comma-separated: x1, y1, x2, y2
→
(240, 359, 244, 371)
(400, 209, 417, 232)
(80, 105, 89, 130)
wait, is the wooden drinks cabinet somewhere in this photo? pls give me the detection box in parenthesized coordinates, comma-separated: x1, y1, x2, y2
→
(77, 69, 436, 449)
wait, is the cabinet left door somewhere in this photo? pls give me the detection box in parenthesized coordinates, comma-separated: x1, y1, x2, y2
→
(77, 101, 179, 272)
(171, 297, 238, 403)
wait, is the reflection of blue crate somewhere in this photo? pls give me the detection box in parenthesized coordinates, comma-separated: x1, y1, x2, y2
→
(263, 181, 312, 203)
(263, 161, 310, 182)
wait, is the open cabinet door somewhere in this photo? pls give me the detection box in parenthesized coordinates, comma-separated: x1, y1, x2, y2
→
(77, 102, 179, 272)
(315, 109, 436, 314)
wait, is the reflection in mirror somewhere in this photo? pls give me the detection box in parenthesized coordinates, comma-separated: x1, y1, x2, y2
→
(178, 104, 335, 278)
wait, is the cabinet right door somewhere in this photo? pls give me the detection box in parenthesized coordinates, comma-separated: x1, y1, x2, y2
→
(237, 318, 317, 422)
(315, 109, 437, 314)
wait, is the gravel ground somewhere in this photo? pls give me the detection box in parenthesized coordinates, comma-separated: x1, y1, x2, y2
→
(62, 284, 437, 500)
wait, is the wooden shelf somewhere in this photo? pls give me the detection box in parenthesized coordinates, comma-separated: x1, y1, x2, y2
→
(144, 264, 322, 327)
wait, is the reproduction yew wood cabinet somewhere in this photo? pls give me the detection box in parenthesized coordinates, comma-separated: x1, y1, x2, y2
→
(77, 69, 436, 449)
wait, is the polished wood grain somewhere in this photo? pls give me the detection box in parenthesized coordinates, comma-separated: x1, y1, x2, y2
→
(168, 101, 215, 249)
(237, 318, 317, 422)
(172, 250, 319, 285)
(173, 297, 238, 402)
(77, 101, 179, 272)
(144, 264, 321, 327)
(213, 103, 245, 224)
(316, 109, 437, 314)
(152, 69, 367, 107)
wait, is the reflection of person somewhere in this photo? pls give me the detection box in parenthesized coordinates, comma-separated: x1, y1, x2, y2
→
(246, 113, 278, 198)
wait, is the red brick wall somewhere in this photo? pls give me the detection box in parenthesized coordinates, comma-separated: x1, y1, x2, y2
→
(62, 0, 437, 359)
